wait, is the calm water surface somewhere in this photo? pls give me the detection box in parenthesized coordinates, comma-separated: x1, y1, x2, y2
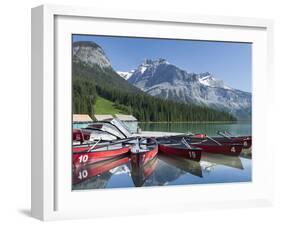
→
(139, 121, 251, 136)
(72, 153, 251, 190)
(72, 122, 252, 190)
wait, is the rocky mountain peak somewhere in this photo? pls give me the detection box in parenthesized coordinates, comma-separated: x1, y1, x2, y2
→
(142, 58, 169, 66)
(73, 41, 111, 69)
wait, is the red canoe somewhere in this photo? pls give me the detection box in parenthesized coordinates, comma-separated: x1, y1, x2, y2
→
(191, 142, 243, 156)
(158, 143, 201, 162)
(130, 143, 158, 167)
(211, 136, 251, 149)
(191, 134, 252, 149)
(72, 143, 131, 168)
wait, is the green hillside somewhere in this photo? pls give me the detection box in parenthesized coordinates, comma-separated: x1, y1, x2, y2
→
(94, 96, 127, 114)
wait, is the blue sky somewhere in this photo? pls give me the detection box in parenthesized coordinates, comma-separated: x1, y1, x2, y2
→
(73, 34, 252, 92)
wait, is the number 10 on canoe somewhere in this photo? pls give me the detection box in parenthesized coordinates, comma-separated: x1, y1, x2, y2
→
(78, 155, 89, 163)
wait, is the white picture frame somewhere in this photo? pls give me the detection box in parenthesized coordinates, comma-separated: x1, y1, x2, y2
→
(31, 4, 274, 221)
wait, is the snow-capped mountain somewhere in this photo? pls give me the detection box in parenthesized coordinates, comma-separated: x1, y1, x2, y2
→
(117, 70, 135, 80)
(73, 41, 111, 69)
(124, 59, 251, 119)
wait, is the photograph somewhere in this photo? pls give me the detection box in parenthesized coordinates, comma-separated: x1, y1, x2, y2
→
(71, 34, 252, 190)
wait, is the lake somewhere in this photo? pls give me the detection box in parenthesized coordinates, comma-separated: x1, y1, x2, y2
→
(72, 121, 252, 190)
(139, 121, 251, 136)
(73, 121, 251, 136)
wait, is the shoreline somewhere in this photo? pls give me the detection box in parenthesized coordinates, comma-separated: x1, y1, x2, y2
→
(138, 121, 251, 124)
(73, 121, 251, 124)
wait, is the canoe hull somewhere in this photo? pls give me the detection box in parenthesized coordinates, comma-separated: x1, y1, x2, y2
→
(217, 138, 251, 149)
(192, 143, 243, 156)
(189, 135, 252, 149)
(158, 144, 201, 162)
(72, 146, 131, 168)
(131, 145, 158, 167)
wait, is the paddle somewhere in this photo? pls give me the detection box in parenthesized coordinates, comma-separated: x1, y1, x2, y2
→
(167, 131, 222, 146)
(205, 135, 222, 146)
(224, 131, 233, 136)
(87, 138, 101, 152)
(80, 137, 138, 152)
(181, 137, 192, 149)
(217, 131, 233, 140)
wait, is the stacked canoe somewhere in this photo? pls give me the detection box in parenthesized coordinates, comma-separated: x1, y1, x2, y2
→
(72, 127, 252, 188)
(72, 128, 252, 170)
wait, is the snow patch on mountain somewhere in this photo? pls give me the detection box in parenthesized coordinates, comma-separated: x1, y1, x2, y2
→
(198, 74, 232, 90)
(117, 70, 135, 80)
(140, 66, 147, 73)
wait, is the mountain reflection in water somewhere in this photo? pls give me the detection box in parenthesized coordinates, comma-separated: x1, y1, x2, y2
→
(72, 152, 251, 190)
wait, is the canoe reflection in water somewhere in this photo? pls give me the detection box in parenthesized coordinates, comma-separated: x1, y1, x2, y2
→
(72, 150, 251, 190)
(131, 156, 158, 187)
(201, 153, 244, 170)
(72, 154, 130, 189)
(158, 153, 203, 178)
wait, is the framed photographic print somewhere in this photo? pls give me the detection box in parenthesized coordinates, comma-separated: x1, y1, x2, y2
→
(31, 4, 274, 221)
